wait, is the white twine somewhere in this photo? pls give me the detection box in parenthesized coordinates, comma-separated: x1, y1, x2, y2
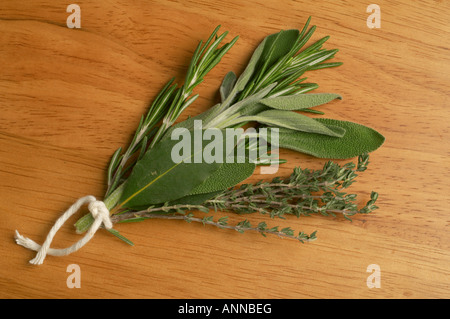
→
(14, 195, 112, 265)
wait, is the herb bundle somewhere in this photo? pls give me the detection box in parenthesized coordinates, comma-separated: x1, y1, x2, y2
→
(15, 18, 384, 264)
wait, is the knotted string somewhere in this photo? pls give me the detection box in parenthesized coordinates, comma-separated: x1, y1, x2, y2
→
(14, 195, 112, 265)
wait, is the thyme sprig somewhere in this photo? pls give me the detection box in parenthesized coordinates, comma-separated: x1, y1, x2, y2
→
(110, 155, 378, 242)
(113, 212, 316, 242)
(209, 154, 378, 220)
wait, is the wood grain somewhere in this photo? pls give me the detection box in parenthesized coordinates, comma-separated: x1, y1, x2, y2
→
(0, 0, 448, 299)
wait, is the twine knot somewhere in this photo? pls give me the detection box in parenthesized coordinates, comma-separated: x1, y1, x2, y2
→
(15, 195, 112, 265)
(88, 200, 112, 229)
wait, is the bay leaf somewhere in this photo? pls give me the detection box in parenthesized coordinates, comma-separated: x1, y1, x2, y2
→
(167, 157, 255, 207)
(188, 160, 256, 196)
(118, 130, 227, 209)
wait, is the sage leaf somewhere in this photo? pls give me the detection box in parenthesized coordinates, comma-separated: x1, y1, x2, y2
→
(229, 82, 277, 116)
(272, 119, 385, 159)
(234, 34, 268, 92)
(160, 103, 222, 141)
(118, 132, 226, 209)
(300, 108, 325, 115)
(239, 102, 268, 116)
(220, 71, 237, 102)
(238, 110, 345, 137)
(260, 93, 342, 110)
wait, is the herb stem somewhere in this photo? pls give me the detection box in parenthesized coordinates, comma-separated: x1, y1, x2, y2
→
(112, 212, 316, 242)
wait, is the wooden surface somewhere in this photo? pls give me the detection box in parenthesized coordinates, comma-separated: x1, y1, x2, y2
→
(0, 0, 449, 299)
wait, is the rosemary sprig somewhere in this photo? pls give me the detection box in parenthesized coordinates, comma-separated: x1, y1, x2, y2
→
(105, 26, 238, 197)
(149, 26, 239, 148)
(105, 78, 177, 197)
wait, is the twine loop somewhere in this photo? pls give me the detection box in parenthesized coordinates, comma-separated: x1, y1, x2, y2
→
(15, 195, 112, 265)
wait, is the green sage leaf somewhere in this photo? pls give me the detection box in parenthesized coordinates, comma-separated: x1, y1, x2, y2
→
(160, 103, 222, 141)
(300, 108, 325, 115)
(238, 110, 345, 137)
(271, 119, 385, 159)
(229, 82, 277, 116)
(234, 35, 268, 92)
(239, 102, 268, 116)
(220, 71, 237, 102)
(260, 93, 342, 111)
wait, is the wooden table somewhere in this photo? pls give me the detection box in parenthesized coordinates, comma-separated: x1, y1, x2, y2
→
(1, 0, 448, 299)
